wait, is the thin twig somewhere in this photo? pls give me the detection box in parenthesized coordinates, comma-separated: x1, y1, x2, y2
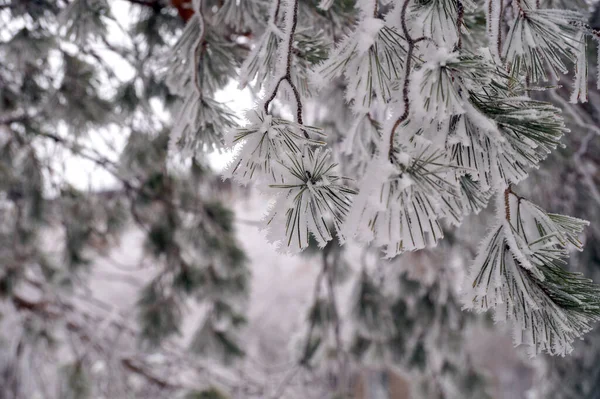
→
(272, 0, 283, 23)
(192, 4, 207, 96)
(262, 0, 307, 135)
(504, 185, 512, 222)
(457, 1, 464, 49)
(497, 0, 504, 59)
(388, 0, 418, 159)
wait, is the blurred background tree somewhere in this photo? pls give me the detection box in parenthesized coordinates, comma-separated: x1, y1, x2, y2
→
(1, 0, 600, 398)
(0, 1, 251, 397)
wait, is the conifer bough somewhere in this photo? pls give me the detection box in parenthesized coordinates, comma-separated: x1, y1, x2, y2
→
(166, 0, 600, 356)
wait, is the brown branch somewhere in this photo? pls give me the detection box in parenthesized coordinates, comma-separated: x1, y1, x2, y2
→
(388, 0, 417, 159)
(122, 358, 174, 389)
(193, 6, 207, 96)
(497, 0, 504, 58)
(262, 0, 307, 134)
(488, 0, 493, 34)
(263, 76, 287, 114)
(286, 78, 304, 126)
(504, 185, 513, 222)
(272, 0, 283, 23)
(457, 1, 464, 49)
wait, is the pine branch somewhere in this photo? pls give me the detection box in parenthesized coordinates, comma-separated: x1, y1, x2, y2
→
(262, 0, 306, 129)
(465, 191, 600, 355)
(192, 2, 206, 96)
(457, 0, 464, 49)
(497, 0, 504, 57)
(121, 358, 174, 389)
(486, 0, 505, 61)
(272, 0, 282, 23)
(388, 0, 425, 159)
(503, 7, 586, 83)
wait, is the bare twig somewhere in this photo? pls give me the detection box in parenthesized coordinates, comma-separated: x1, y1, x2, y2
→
(457, 1, 464, 49)
(388, 0, 418, 159)
(192, 3, 207, 96)
(262, 0, 306, 134)
(498, 0, 505, 57)
(504, 185, 512, 222)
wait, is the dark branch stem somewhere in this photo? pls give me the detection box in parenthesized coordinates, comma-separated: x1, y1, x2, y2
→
(272, 0, 282, 23)
(262, 0, 306, 135)
(388, 0, 416, 160)
(487, 0, 504, 60)
(488, 0, 493, 34)
(497, 0, 504, 58)
(504, 185, 512, 222)
(193, 7, 207, 96)
(122, 358, 174, 388)
(457, 1, 464, 49)
(286, 78, 304, 125)
(263, 76, 287, 114)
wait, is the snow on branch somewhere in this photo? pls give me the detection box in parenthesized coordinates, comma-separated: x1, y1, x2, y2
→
(464, 189, 600, 356)
(160, 0, 600, 357)
(266, 148, 357, 251)
(503, 7, 586, 84)
(311, 17, 407, 113)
